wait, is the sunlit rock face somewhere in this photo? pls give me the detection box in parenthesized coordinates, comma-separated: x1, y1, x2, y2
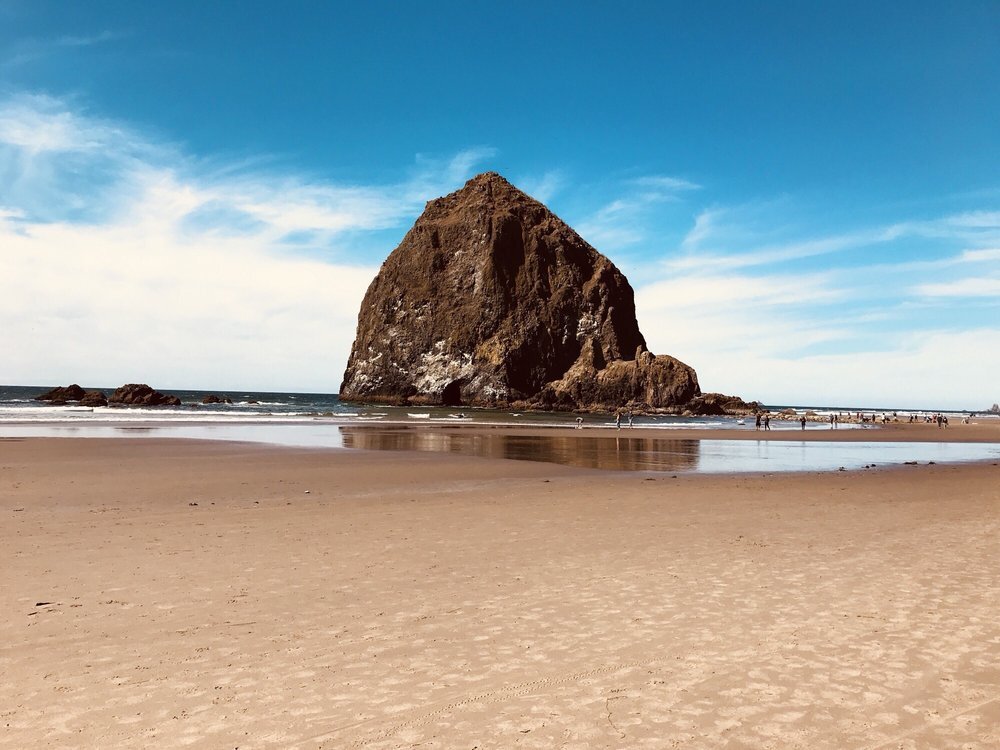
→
(339, 172, 701, 410)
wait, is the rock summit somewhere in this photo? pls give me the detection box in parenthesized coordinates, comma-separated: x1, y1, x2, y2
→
(339, 172, 705, 411)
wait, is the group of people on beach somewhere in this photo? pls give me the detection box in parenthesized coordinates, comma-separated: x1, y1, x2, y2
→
(614, 410, 634, 429)
(754, 413, 770, 430)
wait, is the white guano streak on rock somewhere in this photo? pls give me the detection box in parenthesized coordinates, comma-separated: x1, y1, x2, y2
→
(413, 342, 475, 396)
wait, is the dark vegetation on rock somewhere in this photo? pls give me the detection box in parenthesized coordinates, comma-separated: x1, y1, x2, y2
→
(340, 172, 750, 413)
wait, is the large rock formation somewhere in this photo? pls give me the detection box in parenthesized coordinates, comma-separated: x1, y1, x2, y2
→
(339, 172, 702, 411)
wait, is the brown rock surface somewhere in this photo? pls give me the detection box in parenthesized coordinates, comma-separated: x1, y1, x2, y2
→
(79, 390, 108, 407)
(35, 384, 86, 402)
(339, 172, 702, 410)
(109, 384, 181, 407)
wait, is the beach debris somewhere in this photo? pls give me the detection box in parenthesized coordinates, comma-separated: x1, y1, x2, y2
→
(188, 502, 198, 506)
(304, 490, 310, 494)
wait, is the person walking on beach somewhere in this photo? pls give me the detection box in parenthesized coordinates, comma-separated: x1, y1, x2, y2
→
(615, 411, 621, 430)
(800, 416, 807, 430)
(764, 414, 770, 431)
(755, 413, 762, 431)
(627, 409, 634, 428)
(830, 414, 835, 429)
(575, 416, 583, 429)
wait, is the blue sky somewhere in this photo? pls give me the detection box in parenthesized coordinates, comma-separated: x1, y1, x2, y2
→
(1, 1, 998, 408)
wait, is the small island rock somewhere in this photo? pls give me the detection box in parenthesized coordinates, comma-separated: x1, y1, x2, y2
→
(79, 391, 108, 407)
(109, 384, 182, 407)
(35, 384, 86, 403)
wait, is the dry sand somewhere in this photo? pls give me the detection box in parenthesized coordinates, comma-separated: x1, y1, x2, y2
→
(2, 435, 1000, 748)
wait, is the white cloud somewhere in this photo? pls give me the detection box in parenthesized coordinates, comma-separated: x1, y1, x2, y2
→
(0, 94, 497, 390)
(632, 175, 701, 192)
(636, 273, 1000, 409)
(641, 205, 997, 407)
(913, 277, 1000, 298)
(960, 248, 1000, 263)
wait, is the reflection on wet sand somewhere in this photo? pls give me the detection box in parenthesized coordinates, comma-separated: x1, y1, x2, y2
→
(338, 427, 701, 472)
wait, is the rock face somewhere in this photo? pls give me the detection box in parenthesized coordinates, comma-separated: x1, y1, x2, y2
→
(109, 384, 181, 407)
(201, 394, 233, 404)
(35, 384, 86, 403)
(34, 384, 107, 407)
(339, 172, 702, 411)
(79, 390, 108, 407)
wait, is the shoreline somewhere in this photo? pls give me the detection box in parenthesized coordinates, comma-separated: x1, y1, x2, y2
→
(3, 438, 999, 747)
(3, 420, 999, 476)
(3, 415, 1000, 441)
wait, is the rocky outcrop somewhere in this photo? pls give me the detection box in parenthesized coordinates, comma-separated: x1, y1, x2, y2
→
(34, 384, 107, 407)
(680, 392, 760, 416)
(35, 384, 86, 403)
(109, 384, 181, 407)
(339, 172, 704, 411)
(79, 390, 108, 407)
(201, 394, 233, 404)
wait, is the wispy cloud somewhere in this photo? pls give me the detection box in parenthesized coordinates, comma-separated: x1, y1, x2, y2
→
(2, 30, 123, 70)
(516, 169, 564, 204)
(670, 201, 1000, 274)
(576, 173, 700, 250)
(625, 194, 1000, 408)
(912, 277, 1000, 298)
(631, 175, 701, 193)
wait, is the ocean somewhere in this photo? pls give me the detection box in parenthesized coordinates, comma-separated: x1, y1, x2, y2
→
(4, 384, 997, 473)
(0, 384, 986, 428)
(0, 384, 758, 429)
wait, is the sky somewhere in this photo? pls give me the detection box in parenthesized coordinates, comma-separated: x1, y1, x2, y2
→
(1, 1, 998, 409)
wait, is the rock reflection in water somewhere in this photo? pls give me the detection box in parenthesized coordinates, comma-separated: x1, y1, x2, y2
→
(338, 427, 700, 472)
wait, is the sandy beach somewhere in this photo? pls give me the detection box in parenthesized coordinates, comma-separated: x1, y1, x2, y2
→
(2, 433, 1000, 748)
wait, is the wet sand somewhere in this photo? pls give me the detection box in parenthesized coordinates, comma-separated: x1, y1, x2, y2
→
(2, 436, 1000, 748)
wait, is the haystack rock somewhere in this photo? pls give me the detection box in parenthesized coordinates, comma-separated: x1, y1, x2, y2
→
(339, 172, 702, 411)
